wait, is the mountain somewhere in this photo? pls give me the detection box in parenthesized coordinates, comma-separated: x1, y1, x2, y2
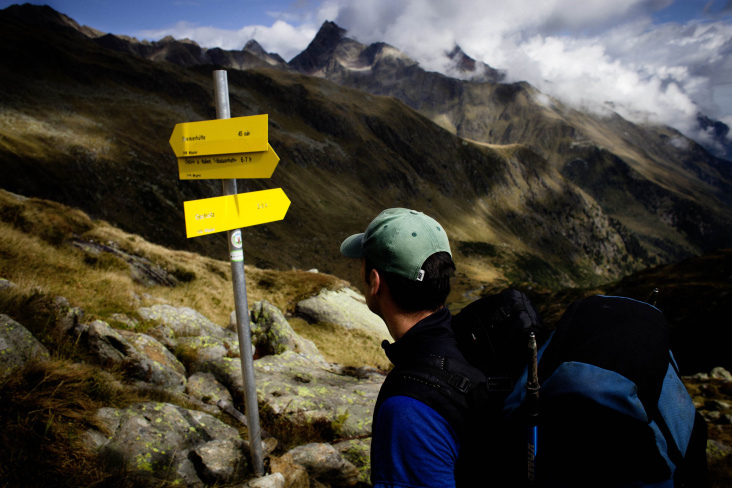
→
(288, 22, 732, 257)
(0, 4, 731, 296)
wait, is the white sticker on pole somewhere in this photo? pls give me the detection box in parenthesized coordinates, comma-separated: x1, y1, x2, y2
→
(231, 230, 243, 261)
(231, 230, 243, 249)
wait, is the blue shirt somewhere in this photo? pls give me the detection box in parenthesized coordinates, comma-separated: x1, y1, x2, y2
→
(371, 395, 460, 488)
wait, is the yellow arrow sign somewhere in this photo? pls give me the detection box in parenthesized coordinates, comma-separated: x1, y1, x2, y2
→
(183, 188, 290, 238)
(169, 114, 268, 158)
(178, 144, 280, 180)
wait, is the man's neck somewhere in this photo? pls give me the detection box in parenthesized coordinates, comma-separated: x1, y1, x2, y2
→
(386, 307, 442, 341)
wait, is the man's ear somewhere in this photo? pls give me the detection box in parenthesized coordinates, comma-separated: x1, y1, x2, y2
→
(368, 268, 381, 296)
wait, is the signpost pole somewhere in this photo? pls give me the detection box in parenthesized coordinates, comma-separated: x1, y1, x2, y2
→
(213, 69, 265, 477)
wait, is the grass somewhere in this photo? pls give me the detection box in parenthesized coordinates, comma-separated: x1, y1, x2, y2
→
(0, 189, 349, 328)
(1, 189, 731, 486)
(289, 317, 392, 371)
(0, 359, 140, 487)
(0, 189, 387, 485)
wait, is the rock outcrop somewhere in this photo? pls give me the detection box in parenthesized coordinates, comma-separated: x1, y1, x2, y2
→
(0, 279, 378, 487)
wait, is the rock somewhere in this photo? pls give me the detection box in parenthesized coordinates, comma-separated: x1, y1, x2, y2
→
(176, 334, 241, 373)
(710, 367, 732, 381)
(255, 351, 383, 437)
(75, 319, 133, 364)
(108, 313, 138, 329)
(0, 278, 17, 291)
(51, 296, 85, 336)
(71, 238, 179, 287)
(0, 314, 50, 379)
(74, 320, 186, 392)
(186, 372, 233, 407)
(269, 454, 309, 488)
(295, 288, 390, 340)
(88, 402, 249, 487)
(198, 356, 247, 402)
(121, 331, 187, 392)
(190, 438, 248, 484)
(707, 439, 732, 462)
(146, 323, 177, 349)
(247, 472, 286, 488)
(287, 443, 360, 487)
(706, 399, 731, 411)
(334, 438, 372, 484)
(250, 300, 323, 361)
(137, 304, 235, 341)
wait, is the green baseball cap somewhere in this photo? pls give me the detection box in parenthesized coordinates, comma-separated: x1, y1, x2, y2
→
(340, 208, 451, 281)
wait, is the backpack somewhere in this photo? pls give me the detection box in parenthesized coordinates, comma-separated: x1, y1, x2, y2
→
(503, 295, 709, 487)
(374, 289, 548, 485)
(377, 290, 708, 487)
(451, 289, 549, 485)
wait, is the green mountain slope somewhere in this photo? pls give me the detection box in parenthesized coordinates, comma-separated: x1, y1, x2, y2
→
(0, 5, 731, 295)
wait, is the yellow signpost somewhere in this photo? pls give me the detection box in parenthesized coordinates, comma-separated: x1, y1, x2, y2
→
(177, 144, 280, 180)
(183, 188, 290, 238)
(169, 114, 269, 157)
(170, 71, 286, 477)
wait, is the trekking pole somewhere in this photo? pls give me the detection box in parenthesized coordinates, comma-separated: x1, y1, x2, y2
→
(526, 332, 540, 485)
(648, 288, 659, 307)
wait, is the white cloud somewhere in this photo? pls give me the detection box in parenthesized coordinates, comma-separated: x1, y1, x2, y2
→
(324, 0, 732, 150)
(136, 0, 732, 152)
(137, 19, 316, 61)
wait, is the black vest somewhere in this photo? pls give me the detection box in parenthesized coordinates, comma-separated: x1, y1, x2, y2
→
(372, 309, 521, 485)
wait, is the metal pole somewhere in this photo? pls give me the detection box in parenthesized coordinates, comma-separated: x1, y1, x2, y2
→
(213, 69, 265, 477)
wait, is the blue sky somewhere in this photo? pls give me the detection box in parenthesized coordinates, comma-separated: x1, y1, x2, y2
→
(2, 0, 732, 152)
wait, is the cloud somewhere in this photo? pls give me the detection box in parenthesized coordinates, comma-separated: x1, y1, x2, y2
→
(324, 0, 732, 151)
(137, 20, 316, 61)
(135, 0, 732, 153)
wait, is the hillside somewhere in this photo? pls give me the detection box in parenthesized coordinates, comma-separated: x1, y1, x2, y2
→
(1, 188, 731, 487)
(0, 4, 731, 298)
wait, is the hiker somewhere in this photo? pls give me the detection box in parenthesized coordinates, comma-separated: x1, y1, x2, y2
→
(340, 208, 483, 488)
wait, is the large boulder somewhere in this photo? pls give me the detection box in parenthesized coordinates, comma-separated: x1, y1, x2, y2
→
(186, 372, 233, 408)
(137, 304, 236, 342)
(121, 330, 187, 393)
(175, 334, 240, 374)
(0, 314, 49, 379)
(295, 288, 390, 340)
(87, 402, 250, 487)
(250, 300, 323, 361)
(254, 350, 384, 438)
(73, 320, 186, 392)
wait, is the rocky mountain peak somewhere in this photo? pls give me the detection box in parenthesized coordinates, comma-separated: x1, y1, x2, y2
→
(445, 44, 505, 82)
(288, 20, 348, 73)
(244, 39, 267, 56)
(243, 39, 287, 65)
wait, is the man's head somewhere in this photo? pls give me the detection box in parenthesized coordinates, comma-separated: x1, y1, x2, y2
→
(340, 208, 455, 312)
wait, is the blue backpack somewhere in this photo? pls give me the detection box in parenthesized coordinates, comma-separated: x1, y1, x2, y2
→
(503, 295, 708, 487)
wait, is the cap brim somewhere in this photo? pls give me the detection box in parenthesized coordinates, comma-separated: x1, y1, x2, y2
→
(340, 233, 365, 258)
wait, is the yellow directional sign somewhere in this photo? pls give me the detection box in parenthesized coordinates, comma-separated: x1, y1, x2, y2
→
(183, 188, 290, 238)
(178, 144, 280, 180)
(169, 114, 268, 158)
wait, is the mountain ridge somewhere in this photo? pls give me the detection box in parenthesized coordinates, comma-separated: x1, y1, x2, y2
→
(0, 4, 731, 294)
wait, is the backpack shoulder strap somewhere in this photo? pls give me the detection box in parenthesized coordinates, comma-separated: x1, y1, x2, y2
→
(374, 354, 489, 436)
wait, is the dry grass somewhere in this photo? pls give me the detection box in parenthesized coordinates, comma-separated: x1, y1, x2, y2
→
(0, 360, 135, 487)
(0, 189, 379, 486)
(289, 317, 392, 371)
(0, 186, 387, 369)
(0, 189, 348, 328)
